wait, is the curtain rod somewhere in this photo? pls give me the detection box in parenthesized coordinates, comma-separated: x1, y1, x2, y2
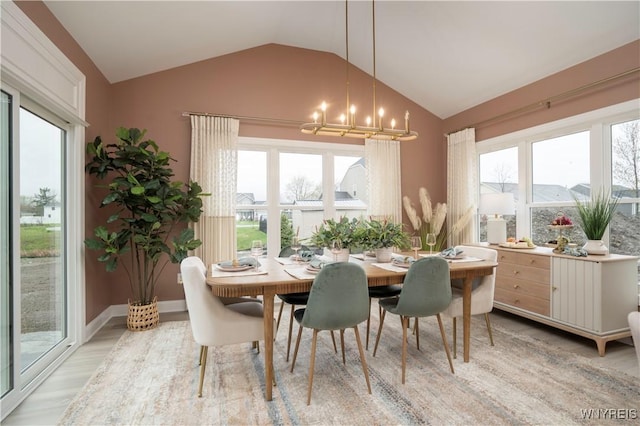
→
(181, 111, 303, 127)
(446, 67, 640, 136)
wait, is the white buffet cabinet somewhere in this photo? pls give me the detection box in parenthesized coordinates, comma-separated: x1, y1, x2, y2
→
(492, 245, 638, 356)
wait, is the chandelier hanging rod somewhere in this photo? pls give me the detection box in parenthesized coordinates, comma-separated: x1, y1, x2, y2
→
(300, 0, 418, 142)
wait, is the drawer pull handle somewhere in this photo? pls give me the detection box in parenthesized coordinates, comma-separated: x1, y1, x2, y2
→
(514, 299, 520, 304)
(513, 270, 519, 275)
(552, 286, 557, 291)
(513, 284, 520, 289)
(530, 259, 535, 264)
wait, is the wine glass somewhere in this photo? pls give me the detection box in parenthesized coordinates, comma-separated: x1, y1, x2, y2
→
(291, 236, 301, 261)
(426, 233, 436, 255)
(410, 236, 422, 259)
(250, 240, 263, 271)
(330, 239, 342, 262)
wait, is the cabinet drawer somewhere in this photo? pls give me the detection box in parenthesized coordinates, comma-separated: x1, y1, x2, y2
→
(495, 276, 550, 300)
(496, 262, 550, 285)
(495, 287, 550, 316)
(497, 251, 550, 269)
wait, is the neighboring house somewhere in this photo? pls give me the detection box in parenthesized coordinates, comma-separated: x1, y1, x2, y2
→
(20, 203, 61, 225)
(339, 157, 367, 205)
(291, 192, 367, 239)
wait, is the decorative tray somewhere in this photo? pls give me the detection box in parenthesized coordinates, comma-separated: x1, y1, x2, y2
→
(498, 242, 536, 249)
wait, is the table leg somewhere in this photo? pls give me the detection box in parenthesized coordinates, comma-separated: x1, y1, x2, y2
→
(263, 290, 275, 401)
(462, 275, 472, 363)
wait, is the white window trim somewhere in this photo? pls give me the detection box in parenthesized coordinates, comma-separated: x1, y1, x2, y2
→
(477, 99, 640, 241)
(238, 137, 365, 255)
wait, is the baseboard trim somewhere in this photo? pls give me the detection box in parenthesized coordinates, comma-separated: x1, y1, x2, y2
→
(84, 299, 187, 343)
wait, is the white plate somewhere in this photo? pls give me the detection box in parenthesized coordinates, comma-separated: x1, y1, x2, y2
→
(216, 264, 254, 272)
(392, 261, 412, 268)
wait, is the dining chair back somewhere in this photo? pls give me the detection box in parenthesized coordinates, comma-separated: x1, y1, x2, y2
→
(442, 245, 498, 358)
(181, 256, 269, 397)
(290, 262, 372, 405)
(373, 256, 454, 383)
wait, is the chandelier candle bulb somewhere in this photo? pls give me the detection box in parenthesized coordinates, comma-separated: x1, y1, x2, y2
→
(405, 111, 409, 132)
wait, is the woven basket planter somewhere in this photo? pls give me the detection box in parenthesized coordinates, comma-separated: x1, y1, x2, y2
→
(127, 297, 159, 331)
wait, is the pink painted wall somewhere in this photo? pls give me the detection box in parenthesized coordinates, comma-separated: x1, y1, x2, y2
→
(443, 40, 640, 141)
(109, 43, 443, 304)
(16, 0, 639, 324)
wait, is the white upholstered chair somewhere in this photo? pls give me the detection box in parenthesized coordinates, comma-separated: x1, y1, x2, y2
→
(442, 245, 498, 358)
(628, 311, 640, 367)
(181, 256, 272, 397)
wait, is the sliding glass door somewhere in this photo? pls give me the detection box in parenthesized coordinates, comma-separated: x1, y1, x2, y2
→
(1, 91, 11, 398)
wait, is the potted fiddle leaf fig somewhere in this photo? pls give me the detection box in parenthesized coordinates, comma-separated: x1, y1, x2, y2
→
(85, 127, 205, 330)
(573, 190, 619, 255)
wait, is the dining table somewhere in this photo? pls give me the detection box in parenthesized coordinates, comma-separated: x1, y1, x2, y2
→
(206, 253, 497, 401)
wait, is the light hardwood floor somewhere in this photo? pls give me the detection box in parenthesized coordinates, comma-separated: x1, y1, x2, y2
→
(3, 309, 639, 425)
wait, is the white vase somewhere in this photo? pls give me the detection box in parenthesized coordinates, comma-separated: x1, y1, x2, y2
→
(582, 239, 608, 255)
(323, 247, 350, 262)
(374, 247, 393, 263)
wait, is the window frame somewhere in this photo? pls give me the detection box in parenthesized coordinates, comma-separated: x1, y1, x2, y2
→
(237, 137, 365, 255)
(476, 99, 640, 248)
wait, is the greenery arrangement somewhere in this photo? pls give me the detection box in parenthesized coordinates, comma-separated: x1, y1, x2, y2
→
(573, 190, 619, 240)
(359, 217, 411, 250)
(84, 127, 204, 306)
(308, 216, 363, 249)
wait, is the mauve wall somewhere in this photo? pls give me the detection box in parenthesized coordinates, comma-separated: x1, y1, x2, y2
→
(443, 40, 640, 141)
(109, 43, 443, 305)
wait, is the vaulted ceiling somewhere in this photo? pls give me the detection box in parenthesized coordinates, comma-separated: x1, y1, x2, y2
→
(43, 1, 640, 119)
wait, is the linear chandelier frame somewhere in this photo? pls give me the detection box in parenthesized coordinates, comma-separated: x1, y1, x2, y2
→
(300, 0, 418, 142)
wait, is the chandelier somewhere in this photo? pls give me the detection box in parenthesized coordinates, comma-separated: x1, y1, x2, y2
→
(300, 0, 418, 142)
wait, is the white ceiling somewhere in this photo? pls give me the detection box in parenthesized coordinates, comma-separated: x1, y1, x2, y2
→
(43, 1, 640, 119)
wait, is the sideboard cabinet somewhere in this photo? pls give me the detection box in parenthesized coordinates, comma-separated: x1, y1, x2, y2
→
(492, 245, 638, 356)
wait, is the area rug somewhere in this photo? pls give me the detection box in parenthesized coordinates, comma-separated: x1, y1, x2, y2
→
(58, 309, 638, 425)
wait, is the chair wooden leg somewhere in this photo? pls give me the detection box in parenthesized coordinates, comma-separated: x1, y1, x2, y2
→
(198, 346, 208, 397)
(366, 298, 372, 350)
(286, 304, 296, 361)
(452, 317, 457, 359)
(256, 341, 260, 354)
(307, 329, 319, 405)
(415, 317, 420, 351)
(340, 329, 346, 364)
(401, 316, 408, 384)
(485, 313, 495, 346)
(436, 314, 455, 374)
(353, 326, 372, 394)
(291, 324, 304, 373)
(373, 309, 387, 357)
(330, 330, 338, 353)
(275, 302, 284, 337)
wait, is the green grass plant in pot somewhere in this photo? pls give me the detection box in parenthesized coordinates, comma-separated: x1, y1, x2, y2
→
(85, 127, 205, 330)
(360, 217, 411, 262)
(573, 190, 619, 255)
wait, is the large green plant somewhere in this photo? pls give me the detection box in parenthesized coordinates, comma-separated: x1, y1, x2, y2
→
(85, 127, 204, 305)
(359, 218, 411, 250)
(573, 190, 619, 240)
(308, 216, 363, 249)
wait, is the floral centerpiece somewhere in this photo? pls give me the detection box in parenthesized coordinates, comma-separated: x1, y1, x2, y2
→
(402, 187, 474, 252)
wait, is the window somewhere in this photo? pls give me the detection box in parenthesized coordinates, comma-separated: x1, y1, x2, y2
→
(479, 147, 518, 241)
(476, 100, 640, 282)
(236, 138, 366, 257)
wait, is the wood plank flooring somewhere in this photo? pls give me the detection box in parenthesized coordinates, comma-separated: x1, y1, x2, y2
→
(3, 309, 638, 425)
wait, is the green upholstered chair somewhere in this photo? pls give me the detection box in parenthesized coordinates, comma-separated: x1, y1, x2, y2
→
(290, 262, 372, 405)
(275, 246, 336, 362)
(373, 256, 455, 383)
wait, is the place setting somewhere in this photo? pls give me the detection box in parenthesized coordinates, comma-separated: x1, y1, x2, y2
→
(211, 240, 269, 277)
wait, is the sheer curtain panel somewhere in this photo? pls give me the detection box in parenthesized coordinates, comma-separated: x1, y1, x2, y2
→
(190, 115, 239, 263)
(446, 128, 477, 245)
(365, 139, 402, 222)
